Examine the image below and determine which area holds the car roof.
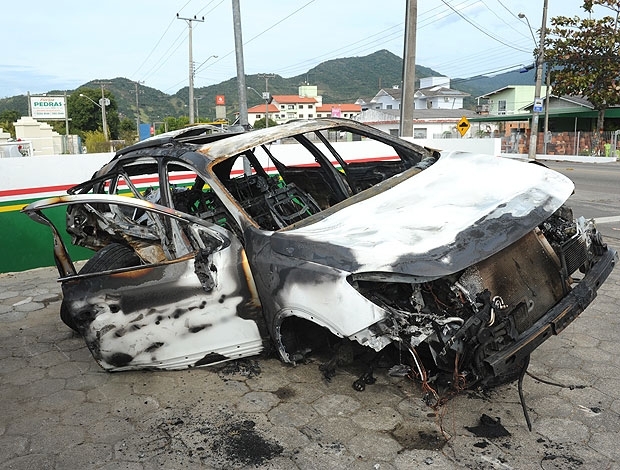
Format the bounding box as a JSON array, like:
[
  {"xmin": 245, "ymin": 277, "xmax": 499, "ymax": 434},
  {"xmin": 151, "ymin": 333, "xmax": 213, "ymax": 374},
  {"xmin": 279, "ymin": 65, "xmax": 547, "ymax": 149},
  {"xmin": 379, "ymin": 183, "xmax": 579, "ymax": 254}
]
[
  {"xmin": 103, "ymin": 118, "xmax": 431, "ymax": 171},
  {"xmin": 112, "ymin": 124, "xmax": 246, "ymax": 159},
  {"xmin": 191, "ymin": 118, "xmax": 428, "ymax": 162}
]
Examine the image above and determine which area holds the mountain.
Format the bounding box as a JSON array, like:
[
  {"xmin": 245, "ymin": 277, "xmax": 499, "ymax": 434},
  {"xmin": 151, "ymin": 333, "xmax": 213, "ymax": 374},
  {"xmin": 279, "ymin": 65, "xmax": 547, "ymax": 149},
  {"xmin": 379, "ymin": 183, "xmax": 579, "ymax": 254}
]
[
  {"xmin": 177, "ymin": 50, "xmax": 437, "ymax": 120},
  {"xmin": 0, "ymin": 50, "xmax": 537, "ymax": 123}
]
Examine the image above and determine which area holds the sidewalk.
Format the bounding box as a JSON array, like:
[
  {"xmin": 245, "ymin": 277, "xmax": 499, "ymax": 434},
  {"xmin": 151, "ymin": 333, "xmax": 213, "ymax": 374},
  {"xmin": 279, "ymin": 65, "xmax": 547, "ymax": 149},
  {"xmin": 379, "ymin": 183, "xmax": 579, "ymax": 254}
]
[{"xmin": 1, "ymin": 242, "xmax": 619, "ymax": 469}]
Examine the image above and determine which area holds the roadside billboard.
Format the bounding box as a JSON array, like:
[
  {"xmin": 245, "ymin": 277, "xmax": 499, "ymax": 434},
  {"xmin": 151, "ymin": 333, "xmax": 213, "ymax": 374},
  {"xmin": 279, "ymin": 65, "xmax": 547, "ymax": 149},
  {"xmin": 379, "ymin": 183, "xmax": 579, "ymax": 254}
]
[{"xmin": 30, "ymin": 96, "xmax": 67, "ymax": 120}]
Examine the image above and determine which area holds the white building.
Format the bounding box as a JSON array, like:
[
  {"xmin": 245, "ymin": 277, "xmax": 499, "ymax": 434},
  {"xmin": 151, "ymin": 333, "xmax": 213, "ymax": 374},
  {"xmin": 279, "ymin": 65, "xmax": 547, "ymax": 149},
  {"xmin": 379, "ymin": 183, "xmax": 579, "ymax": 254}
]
[
  {"xmin": 358, "ymin": 77, "xmax": 469, "ymax": 113},
  {"xmin": 247, "ymin": 85, "xmax": 320, "ymax": 126},
  {"xmin": 414, "ymin": 77, "xmax": 469, "ymax": 110},
  {"xmin": 354, "ymin": 108, "xmax": 479, "ymax": 138}
]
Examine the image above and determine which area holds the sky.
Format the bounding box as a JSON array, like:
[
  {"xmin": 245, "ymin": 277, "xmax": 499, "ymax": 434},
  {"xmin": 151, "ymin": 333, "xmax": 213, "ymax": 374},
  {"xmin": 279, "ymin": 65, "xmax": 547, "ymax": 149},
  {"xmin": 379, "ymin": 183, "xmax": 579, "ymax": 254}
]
[{"xmin": 0, "ymin": 0, "xmax": 600, "ymax": 98}]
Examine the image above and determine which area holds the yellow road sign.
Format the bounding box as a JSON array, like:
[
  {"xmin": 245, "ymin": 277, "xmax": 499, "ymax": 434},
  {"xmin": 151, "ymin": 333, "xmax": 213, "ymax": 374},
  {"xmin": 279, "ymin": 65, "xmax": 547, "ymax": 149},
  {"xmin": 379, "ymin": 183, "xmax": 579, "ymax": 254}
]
[{"xmin": 457, "ymin": 116, "xmax": 470, "ymax": 137}]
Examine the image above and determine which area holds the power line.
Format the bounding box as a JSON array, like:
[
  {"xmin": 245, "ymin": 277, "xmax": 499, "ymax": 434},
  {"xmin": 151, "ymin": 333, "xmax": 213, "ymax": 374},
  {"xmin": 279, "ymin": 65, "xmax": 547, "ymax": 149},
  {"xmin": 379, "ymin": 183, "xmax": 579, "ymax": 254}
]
[
  {"xmin": 242, "ymin": 0, "xmax": 317, "ymax": 47},
  {"xmin": 273, "ymin": 24, "xmax": 404, "ymax": 76},
  {"xmin": 139, "ymin": 29, "xmax": 187, "ymax": 83},
  {"xmin": 479, "ymin": 0, "xmax": 531, "ymax": 41},
  {"xmin": 132, "ymin": 1, "xmax": 219, "ymax": 84},
  {"xmin": 195, "ymin": 0, "xmax": 225, "ymax": 18},
  {"xmin": 438, "ymin": 0, "xmax": 530, "ymax": 53},
  {"xmin": 130, "ymin": 17, "xmax": 177, "ymax": 79},
  {"xmin": 161, "ymin": 0, "xmax": 536, "ymax": 97},
  {"xmin": 194, "ymin": 0, "xmax": 317, "ymax": 76},
  {"xmin": 493, "ymin": 0, "xmax": 523, "ymax": 21}
]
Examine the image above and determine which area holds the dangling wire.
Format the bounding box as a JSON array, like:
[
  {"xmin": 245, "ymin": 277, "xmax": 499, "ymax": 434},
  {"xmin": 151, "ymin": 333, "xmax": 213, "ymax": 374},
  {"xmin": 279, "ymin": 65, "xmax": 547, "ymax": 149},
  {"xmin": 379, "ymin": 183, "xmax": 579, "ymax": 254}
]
[
  {"xmin": 518, "ymin": 355, "xmax": 532, "ymax": 431},
  {"xmin": 407, "ymin": 345, "xmax": 440, "ymax": 405}
]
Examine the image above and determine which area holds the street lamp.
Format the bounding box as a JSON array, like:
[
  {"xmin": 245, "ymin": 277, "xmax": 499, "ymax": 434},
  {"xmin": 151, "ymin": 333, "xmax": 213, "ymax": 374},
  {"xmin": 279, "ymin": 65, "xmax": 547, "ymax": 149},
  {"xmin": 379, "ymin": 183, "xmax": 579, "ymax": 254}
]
[
  {"xmin": 191, "ymin": 55, "xmax": 217, "ymax": 124},
  {"xmin": 519, "ymin": 2, "xmax": 548, "ymax": 160},
  {"xmin": 248, "ymin": 86, "xmax": 271, "ymax": 128},
  {"xmin": 79, "ymin": 93, "xmax": 109, "ymax": 143}
]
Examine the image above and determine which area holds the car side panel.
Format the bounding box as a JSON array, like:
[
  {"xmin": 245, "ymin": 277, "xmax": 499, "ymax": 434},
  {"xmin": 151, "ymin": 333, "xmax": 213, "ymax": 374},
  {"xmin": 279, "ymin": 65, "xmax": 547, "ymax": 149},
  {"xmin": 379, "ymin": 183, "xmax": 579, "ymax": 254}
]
[{"xmin": 62, "ymin": 241, "xmax": 265, "ymax": 371}]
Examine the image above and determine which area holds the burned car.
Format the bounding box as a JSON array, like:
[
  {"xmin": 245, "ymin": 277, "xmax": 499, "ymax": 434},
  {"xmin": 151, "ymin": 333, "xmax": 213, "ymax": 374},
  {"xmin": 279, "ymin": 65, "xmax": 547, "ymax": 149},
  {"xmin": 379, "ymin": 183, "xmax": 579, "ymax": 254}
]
[{"xmin": 23, "ymin": 119, "xmax": 616, "ymax": 398}]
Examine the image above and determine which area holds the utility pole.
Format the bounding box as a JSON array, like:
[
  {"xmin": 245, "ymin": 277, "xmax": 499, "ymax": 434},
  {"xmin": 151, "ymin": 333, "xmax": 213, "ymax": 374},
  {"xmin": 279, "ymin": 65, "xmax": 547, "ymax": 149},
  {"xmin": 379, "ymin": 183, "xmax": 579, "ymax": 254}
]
[
  {"xmin": 527, "ymin": 0, "xmax": 548, "ymax": 160},
  {"xmin": 177, "ymin": 13, "xmax": 204, "ymax": 125},
  {"xmin": 134, "ymin": 80, "xmax": 144, "ymax": 140},
  {"xmin": 232, "ymin": 0, "xmax": 249, "ymax": 129},
  {"xmin": 258, "ymin": 73, "xmax": 275, "ymax": 128},
  {"xmin": 63, "ymin": 90, "xmax": 69, "ymax": 136},
  {"xmin": 99, "ymin": 83, "xmax": 109, "ymax": 143},
  {"xmin": 543, "ymin": 70, "xmax": 551, "ymax": 154},
  {"xmin": 400, "ymin": 0, "xmax": 417, "ymax": 137}
]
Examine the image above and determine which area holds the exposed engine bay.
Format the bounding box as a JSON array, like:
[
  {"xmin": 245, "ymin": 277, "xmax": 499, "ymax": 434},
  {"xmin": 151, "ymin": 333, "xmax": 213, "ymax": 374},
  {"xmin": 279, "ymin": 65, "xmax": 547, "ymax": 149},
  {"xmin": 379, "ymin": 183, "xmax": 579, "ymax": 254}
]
[{"xmin": 282, "ymin": 206, "xmax": 611, "ymax": 403}]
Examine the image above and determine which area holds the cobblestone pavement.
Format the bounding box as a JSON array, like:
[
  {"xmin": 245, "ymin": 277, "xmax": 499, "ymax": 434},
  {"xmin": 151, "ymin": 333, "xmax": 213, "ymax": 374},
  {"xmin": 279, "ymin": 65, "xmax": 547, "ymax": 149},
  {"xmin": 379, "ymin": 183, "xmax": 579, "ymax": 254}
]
[{"xmin": 1, "ymin": 241, "xmax": 619, "ymax": 470}]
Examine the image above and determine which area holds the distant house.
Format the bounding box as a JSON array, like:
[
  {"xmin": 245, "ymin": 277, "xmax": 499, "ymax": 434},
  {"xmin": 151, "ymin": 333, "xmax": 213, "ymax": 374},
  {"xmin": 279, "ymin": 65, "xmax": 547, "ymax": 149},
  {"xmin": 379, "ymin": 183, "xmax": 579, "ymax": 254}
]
[
  {"xmin": 247, "ymin": 84, "xmax": 321, "ymax": 127},
  {"xmin": 360, "ymin": 77, "xmax": 469, "ymax": 112},
  {"xmin": 354, "ymin": 77, "xmax": 473, "ymax": 136},
  {"xmin": 316, "ymin": 103, "xmax": 361, "ymax": 119},
  {"xmin": 248, "ymin": 84, "xmax": 362, "ymax": 125},
  {"xmin": 413, "ymin": 77, "xmax": 469, "ymax": 110},
  {"xmin": 354, "ymin": 108, "xmax": 478, "ymax": 138},
  {"xmin": 363, "ymin": 87, "xmax": 402, "ymax": 110},
  {"xmin": 469, "ymin": 91, "xmax": 620, "ymax": 154},
  {"xmin": 247, "ymin": 103, "xmax": 280, "ymax": 126},
  {"xmin": 476, "ymin": 85, "xmax": 549, "ymax": 116},
  {"xmin": 247, "ymin": 78, "xmax": 469, "ymax": 135}
]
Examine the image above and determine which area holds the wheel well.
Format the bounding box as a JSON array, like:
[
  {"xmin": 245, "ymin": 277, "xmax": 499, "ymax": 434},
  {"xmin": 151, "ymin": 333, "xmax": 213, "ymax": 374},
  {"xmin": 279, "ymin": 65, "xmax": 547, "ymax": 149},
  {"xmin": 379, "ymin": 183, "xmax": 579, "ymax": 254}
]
[{"xmin": 278, "ymin": 316, "xmax": 342, "ymax": 363}]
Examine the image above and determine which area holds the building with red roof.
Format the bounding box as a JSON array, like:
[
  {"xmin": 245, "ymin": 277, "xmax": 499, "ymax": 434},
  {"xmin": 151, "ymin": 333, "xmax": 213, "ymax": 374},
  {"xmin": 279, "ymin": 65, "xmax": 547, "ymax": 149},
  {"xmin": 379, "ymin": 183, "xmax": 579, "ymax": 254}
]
[{"xmin": 316, "ymin": 103, "xmax": 361, "ymax": 119}]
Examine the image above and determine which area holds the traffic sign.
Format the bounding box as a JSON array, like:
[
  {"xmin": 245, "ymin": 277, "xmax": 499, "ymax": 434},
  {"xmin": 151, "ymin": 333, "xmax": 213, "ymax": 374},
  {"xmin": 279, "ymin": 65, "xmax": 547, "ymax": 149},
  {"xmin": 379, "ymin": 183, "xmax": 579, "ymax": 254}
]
[
  {"xmin": 533, "ymin": 98, "xmax": 543, "ymax": 113},
  {"xmin": 457, "ymin": 116, "xmax": 470, "ymax": 137}
]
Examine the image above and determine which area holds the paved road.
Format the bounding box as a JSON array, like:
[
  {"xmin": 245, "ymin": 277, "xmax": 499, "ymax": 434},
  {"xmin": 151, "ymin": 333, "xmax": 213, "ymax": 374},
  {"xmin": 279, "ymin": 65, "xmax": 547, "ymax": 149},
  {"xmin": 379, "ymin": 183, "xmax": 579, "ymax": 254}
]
[
  {"xmin": 544, "ymin": 161, "xmax": 620, "ymax": 243},
  {"xmin": 1, "ymin": 257, "xmax": 619, "ymax": 467}
]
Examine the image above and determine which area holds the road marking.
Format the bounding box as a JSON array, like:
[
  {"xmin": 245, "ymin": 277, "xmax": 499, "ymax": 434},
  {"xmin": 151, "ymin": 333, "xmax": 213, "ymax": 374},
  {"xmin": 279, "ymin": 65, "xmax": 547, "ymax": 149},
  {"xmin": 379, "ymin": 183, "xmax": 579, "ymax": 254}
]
[{"xmin": 594, "ymin": 216, "xmax": 620, "ymax": 224}]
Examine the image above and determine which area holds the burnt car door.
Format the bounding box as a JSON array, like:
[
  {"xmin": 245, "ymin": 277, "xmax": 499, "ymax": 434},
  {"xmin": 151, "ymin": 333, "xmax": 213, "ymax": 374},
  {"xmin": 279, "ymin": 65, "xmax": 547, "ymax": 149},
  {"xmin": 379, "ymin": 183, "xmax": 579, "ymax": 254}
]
[{"xmin": 23, "ymin": 190, "xmax": 266, "ymax": 371}]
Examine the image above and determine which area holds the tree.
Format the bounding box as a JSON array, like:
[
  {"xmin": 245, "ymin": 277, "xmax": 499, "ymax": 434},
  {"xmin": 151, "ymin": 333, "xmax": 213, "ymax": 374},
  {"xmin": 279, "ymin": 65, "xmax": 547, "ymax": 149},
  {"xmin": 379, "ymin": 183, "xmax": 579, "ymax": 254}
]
[
  {"xmin": 252, "ymin": 117, "xmax": 278, "ymax": 129},
  {"xmin": 545, "ymin": 0, "xmax": 620, "ymax": 151},
  {"xmin": 156, "ymin": 116, "xmax": 190, "ymax": 134},
  {"xmin": 82, "ymin": 130, "xmax": 108, "ymax": 153},
  {"xmin": 118, "ymin": 117, "xmax": 138, "ymax": 146},
  {"xmin": 0, "ymin": 110, "xmax": 19, "ymax": 137},
  {"xmin": 68, "ymin": 88, "xmax": 121, "ymax": 139}
]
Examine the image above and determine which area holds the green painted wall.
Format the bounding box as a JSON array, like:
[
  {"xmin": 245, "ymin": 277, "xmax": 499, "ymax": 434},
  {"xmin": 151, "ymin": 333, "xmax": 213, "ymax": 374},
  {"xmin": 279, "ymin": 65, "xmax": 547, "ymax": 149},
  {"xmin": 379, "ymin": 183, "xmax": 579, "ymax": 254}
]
[{"xmin": 1, "ymin": 202, "xmax": 93, "ymax": 273}]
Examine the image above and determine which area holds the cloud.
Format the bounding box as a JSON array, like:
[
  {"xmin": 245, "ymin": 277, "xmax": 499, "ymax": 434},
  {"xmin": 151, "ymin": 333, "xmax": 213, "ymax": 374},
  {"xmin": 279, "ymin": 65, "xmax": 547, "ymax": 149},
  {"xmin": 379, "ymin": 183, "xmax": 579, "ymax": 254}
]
[{"xmin": 0, "ymin": 65, "xmax": 82, "ymax": 97}]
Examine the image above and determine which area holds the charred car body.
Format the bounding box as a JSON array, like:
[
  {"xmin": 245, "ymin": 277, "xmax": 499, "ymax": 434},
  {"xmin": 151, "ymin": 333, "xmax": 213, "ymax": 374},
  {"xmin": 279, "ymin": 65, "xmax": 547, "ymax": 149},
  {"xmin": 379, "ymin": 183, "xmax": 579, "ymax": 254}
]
[{"xmin": 24, "ymin": 119, "xmax": 617, "ymax": 396}]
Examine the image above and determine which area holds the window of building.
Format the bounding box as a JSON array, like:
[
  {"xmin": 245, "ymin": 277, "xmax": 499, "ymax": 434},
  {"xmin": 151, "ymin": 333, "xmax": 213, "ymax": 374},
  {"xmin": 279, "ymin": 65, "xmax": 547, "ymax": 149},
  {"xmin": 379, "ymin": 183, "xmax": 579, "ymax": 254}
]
[
  {"xmin": 299, "ymin": 105, "xmax": 304, "ymax": 109},
  {"xmin": 308, "ymin": 104, "xmax": 313, "ymax": 109},
  {"xmin": 389, "ymin": 129, "xmax": 399, "ymax": 136},
  {"xmin": 287, "ymin": 104, "xmax": 295, "ymax": 110},
  {"xmin": 498, "ymin": 100, "xmax": 507, "ymax": 115},
  {"xmin": 317, "ymin": 113, "xmax": 322, "ymax": 118},
  {"xmin": 255, "ymin": 115, "xmax": 261, "ymax": 119},
  {"xmin": 298, "ymin": 114, "xmax": 304, "ymax": 119},
  {"xmin": 280, "ymin": 105, "xmax": 285, "ymax": 109},
  {"xmin": 308, "ymin": 114, "xmax": 313, "ymax": 118},
  {"xmin": 413, "ymin": 128, "xmax": 427, "ymax": 139},
  {"xmin": 386, "ymin": 105, "xmax": 392, "ymax": 109}
]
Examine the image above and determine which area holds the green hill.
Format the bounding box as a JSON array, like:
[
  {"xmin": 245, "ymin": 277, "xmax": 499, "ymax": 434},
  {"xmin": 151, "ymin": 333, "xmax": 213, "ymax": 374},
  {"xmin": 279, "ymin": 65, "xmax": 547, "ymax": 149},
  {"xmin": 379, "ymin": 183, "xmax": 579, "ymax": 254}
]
[{"xmin": 0, "ymin": 49, "xmax": 536, "ymax": 123}]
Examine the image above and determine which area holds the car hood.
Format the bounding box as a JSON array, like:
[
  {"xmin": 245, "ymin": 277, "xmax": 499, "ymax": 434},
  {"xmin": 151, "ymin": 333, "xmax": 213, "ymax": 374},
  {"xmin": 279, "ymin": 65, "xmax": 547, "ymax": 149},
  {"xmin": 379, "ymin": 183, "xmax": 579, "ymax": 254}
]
[{"xmin": 270, "ymin": 151, "xmax": 575, "ymax": 280}]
